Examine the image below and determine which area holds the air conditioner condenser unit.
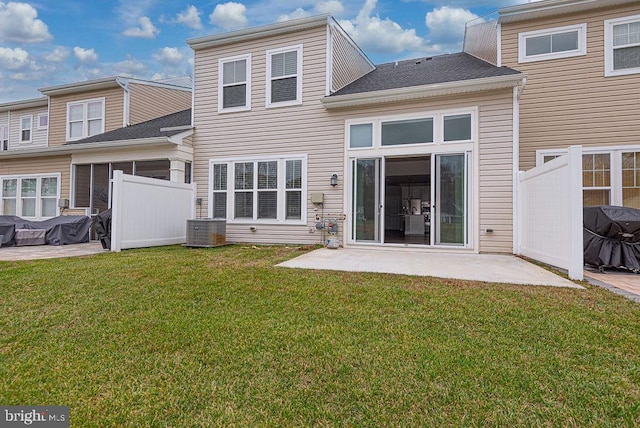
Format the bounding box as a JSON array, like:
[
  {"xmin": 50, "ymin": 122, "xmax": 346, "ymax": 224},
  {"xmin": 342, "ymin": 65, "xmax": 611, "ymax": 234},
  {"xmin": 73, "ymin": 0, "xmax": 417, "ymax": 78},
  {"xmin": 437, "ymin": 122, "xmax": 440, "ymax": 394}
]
[{"xmin": 185, "ymin": 219, "xmax": 226, "ymax": 247}]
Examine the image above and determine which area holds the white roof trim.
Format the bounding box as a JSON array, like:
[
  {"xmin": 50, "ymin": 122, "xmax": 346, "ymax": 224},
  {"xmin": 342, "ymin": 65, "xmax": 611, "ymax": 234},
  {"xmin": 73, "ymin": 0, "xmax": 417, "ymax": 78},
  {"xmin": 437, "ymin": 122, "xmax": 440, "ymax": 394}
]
[
  {"xmin": 0, "ymin": 97, "xmax": 48, "ymax": 112},
  {"xmin": 188, "ymin": 14, "xmax": 329, "ymax": 50},
  {"xmin": 39, "ymin": 76, "xmax": 192, "ymax": 96},
  {"xmin": 321, "ymin": 74, "xmax": 526, "ymax": 109},
  {"xmin": 499, "ymin": 0, "xmax": 637, "ymax": 23},
  {"xmin": 0, "ymin": 137, "xmax": 178, "ymax": 159}
]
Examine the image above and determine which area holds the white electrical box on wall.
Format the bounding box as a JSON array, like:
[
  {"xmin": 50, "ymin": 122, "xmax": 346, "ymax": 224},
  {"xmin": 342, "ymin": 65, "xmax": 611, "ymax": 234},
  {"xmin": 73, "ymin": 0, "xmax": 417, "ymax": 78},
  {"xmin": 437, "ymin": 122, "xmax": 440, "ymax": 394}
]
[{"xmin": 311, "ymin": 193, "xmax": 324, "ymax": 204}]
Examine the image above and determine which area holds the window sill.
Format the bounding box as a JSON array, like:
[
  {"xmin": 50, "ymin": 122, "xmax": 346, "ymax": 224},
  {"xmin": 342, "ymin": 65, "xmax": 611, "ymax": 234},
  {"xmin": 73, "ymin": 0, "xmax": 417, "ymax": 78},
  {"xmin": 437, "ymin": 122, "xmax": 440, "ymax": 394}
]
[
  {"xmin": 218, "ymin": 106, "xmax": 251, "ymax": 114},
  {"xmin": 226, "ymin": 219, "xmax": 307, "ymax": 226},
  {"xmin": 266, "ymin": 100, "xmax": 302, "ymax": 109},
  {"xmin": 518, "ymin": 50, "xmax": 586, "ymax": 64},
  {"xmin": 605, "ymin": 67, "xmax": 640, "ymax": 77}
]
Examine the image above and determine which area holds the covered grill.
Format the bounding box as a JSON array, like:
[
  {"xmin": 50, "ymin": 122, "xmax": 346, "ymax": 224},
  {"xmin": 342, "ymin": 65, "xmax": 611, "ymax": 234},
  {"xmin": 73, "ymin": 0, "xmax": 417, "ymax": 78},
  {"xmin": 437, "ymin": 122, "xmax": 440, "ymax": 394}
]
[{"xmin": 583, "ymin": 206, "xmax": 640, "ymax": 272}]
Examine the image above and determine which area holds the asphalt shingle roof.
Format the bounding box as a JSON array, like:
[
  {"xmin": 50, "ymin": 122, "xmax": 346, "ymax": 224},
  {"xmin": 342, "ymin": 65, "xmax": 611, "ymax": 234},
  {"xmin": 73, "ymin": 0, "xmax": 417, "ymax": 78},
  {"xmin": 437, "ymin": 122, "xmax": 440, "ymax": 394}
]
[
  {"xmin": 66, "ymin": 109, "xmax": 191, "ymax": 144},
  {"xmin": 331, "ymin": 53, "xmax": 521, "ymax": 97}
]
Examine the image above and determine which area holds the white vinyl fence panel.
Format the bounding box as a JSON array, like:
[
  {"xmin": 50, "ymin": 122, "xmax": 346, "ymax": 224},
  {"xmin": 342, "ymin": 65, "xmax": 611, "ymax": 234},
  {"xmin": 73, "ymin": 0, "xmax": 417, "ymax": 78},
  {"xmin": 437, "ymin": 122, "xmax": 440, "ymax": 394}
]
[
  {"xmin": 517, "ymin": 146, "xmax": 583, "ymax": 280},
  {"xmin": 111, "ymin": 171, "xmax": 195, "ymax": 252}
]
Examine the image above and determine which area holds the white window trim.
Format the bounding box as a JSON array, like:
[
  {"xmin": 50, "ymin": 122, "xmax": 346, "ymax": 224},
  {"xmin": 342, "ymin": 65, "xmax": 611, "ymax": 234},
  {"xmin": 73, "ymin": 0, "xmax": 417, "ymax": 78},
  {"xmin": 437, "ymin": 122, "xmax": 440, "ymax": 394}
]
[
  {"xmin": 347, "ymin": 121, "xmax": 375, "ymax": 150},
  {"xmin": 266, "ymin": 44, "xmax": 303, "ymax": 108},
  {"xmin": 518, "ymin": 23, "xmax": 587, "ymax": 63},
  {"xmin": 604, "ymin": 14, "xmax": 640, "ymax": 77},
  {"xmin": 346, "ymin": 108, "xmax": 477, "ymax": 152},
  {"xmin": 208, "ymin": 154, "xmax": 308, "ymax": 225},
  {"xmin": 0, "ymin": 173, "xmax": 61, "ymax": 219},
  {"xmin": 0, "ymin": 125, "xmax": 8, "ymax": 151},
  {"xmin": 20, "ymin": 115, "xmax": 32, "ymax": 144},
  {"xmin": 218, "ymin": 54, "xmax": 252, "ymax": 113},
  {"xmin": 37, "ymin": 113, "xmax": 48, "ymax": 130},
  {"xmin": 66, "ymin": 97, "xmax": 105, "ymax": 142}
]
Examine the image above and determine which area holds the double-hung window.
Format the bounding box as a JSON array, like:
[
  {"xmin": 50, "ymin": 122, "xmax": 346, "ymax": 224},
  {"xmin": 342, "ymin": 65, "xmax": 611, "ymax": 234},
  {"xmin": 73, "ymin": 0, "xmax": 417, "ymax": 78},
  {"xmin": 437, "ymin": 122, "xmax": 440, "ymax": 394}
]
[
  {"xmin": 210, "ymin": 156, "xmax": 306, "ymax": 223},
  {"xmin": 20, "ymin": 115, "xmax": 32, "ymax": 143},
  {"xmin": 67, "ymin": 98, "xmax": 105, "ymax": 141},
  {"xmin": 219, "ymin": 54, "xmax": 251, "ymax": 112},
  {"xmin": 605, "ymin": 14, "xmax": 640, "ymax": 76},
  {"xmin": 0, "ymin": 175, "xmax": 59, "ymax": 218},
  {"xmin": 518, "ymin": 24, "xmax": 586, "ymax": 63},
  {"xmin": 266, "ymin": 45, "xmax": 302, "ymax": 107},
  {"xmin": 0, "ymin": 125, "xmax": 8, "ymax": 151}
]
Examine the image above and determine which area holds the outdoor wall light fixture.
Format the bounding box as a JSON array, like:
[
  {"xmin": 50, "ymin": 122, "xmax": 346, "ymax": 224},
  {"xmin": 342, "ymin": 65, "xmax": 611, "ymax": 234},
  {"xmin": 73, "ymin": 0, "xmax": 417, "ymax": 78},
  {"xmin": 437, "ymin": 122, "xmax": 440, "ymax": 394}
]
[{"xmin": 330, "ymin": 173, "xmax": 338, "ymax": 187}]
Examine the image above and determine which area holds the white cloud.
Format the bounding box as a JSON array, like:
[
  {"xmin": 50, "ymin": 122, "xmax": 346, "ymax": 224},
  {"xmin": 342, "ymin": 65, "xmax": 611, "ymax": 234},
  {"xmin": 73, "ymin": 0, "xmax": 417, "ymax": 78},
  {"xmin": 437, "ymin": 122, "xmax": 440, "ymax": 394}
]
[
  {"xmin": 425, "ymin": 6, "xmax": 480, "ymax": 45},
  {"xmin": 0, "ymin": 46, "xmax": 31, "ymax": 71},
  {"xmin": 111, "ymin": 57, "xmax": 147, "ymax": 76},
  {"xmin": 176, "ymin": 5, "xmax": 202, "ymax": 29},
  {"xmin": 209, "ymin": 2, "xmax": 248, "ymax": 31},
  {"xmin": 153, "ymin": 47, "xmax": 184, "ymax": 66},
  {"xmin": 116, "ymin": 0, "xmax": 156, "ymax": 26},
  {"xmin": 277, "ymin": 8, "xmax": 310, "ymax": 23},
  {"xmin": 316, "ymin": 0, "xmax": 344, "ymax": 16},
  {"xmin": 73, "ymin": 47, "xmax": 98, "ymax": 64},
  {"xmin": 338, "ymin": 0, "xmax": 425, "ymax": 55},
  {"xmin": 123, "ymin": 16, "xmax": 160, "ymax": 39},
  {"xmin": 44, "ymin": 46, "xmax": 70, "ymax": 63},
  {"xmin": 0, "ymin": 1, "xmax": 51, "ymax": 43}
]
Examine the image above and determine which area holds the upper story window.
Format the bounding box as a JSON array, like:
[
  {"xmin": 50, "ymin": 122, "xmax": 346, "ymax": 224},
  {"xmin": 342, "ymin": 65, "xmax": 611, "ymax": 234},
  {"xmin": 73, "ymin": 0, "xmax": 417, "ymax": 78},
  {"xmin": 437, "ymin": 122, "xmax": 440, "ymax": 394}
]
[
  {"xmin": 518, "ymin": 23, "xmax": 586, "ymax": 63},
  {"xmin": 266, "ymin": 45, "xmax": 302, "ymax": 108},
  {"xmin": 1, "ymin": 125, "xmax": 8, "ymax": 151},
  {"xmin": 218, "ymin": 54, "xmax": 251, "ymax": 113},
  {"xmin": 37, "ymin": 113, "xmax": 48, "ymax": 130},
  {"xmin": 605, "ymin": 14, "xmax": 640, "ymax": 76},
  {"xmin": 67, "ymin": 98, "xmax": 105, "ymax": 141},
  {"xmin": 20, "ymin": 115, "xmax": 32, "ymax": 143}
]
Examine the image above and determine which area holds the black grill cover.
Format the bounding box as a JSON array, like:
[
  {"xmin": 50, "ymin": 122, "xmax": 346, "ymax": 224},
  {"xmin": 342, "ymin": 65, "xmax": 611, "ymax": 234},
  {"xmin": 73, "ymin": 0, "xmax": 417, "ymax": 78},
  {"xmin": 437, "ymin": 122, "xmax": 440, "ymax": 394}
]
[
  {"xmin": 583, "ymin": 206, "xmax": 640, "ymax": 272},
  {"xmin": 93, "ymin": 209, "xmax": 112, "ymax": 250}
]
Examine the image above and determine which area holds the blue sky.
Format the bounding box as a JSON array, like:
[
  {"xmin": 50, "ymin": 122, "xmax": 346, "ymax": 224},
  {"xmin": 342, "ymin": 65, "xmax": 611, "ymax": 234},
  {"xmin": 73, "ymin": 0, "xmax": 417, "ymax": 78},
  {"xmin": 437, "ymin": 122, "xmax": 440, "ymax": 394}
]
[{"xmin": 0, "ymin": 0, "xmax": 528, "ymax": 102}]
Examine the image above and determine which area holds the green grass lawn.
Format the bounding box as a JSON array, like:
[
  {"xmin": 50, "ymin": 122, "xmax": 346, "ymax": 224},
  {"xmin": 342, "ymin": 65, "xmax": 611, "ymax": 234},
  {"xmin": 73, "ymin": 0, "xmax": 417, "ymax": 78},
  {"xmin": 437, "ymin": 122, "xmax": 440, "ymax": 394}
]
[{"xmin": 1, "ymin": 245, "xmax": 639, "ymax": 427}]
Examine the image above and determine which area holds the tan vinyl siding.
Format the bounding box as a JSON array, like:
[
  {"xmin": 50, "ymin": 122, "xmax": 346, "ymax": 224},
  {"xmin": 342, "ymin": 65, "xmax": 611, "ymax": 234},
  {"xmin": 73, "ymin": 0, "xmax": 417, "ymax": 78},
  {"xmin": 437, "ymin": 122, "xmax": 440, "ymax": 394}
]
[
  {"xmin": 194, "ymin": 24, "xmax": 515, "ymax": 252},
  {"xmin": 330, "ymin": 25, "xmax": 374, "ymax": 92},
  {"xmin": 193, "ymin": 25, "xmax": 342, "ymax": 245},
  {"xmin": 48, "ymin": 87, "xmax": 124, "ymax": 147},
  {"xmin": 128, "ymin": 83, "xmax": 192, "ymax": 125},
  {"xmin": 8, "ymin": 106, "xmax": 48, "ymax": 150},
  {"xmin": 501, "ymin": 3, "xmax": 640, "ymax": 170},
  {"xmin": 0, "ymin": 155, "xmax": 72, "ymax": 201},
  {"xmin": 336, "ymin": 90, "xmax": 515, "ymax": 254}
]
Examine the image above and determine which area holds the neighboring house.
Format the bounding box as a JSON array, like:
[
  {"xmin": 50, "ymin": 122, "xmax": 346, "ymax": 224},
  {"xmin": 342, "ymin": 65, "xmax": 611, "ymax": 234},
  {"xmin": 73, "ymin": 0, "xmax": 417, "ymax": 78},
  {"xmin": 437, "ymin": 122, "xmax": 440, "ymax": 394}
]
[
  {"xmin": 188, "ymin": 15, "xmax": 525, "ymax": 253},
  {"xmin": 465, "ymin": 0, "xmax": 640, "ymax": 209},
  {"xmin": 0, "ymin": 76, "xmax": 193, "ymax": 220}
]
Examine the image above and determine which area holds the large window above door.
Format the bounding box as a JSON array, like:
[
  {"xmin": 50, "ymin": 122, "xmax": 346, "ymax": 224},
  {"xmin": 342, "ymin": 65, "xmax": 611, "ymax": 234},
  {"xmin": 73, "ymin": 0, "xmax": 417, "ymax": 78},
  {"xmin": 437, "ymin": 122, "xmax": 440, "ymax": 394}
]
[{"xmin": 348, "ymin": 110, "xmax": 475, "ymax": 150}]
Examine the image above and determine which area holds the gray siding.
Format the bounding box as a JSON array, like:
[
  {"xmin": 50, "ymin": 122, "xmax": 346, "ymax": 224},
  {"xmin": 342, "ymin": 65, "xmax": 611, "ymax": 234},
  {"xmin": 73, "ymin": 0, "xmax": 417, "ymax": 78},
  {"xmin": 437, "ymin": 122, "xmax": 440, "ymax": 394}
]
[
  {"xmin": 464, "ymin": 20, "xmax": 498, "ymax": 65},
  {"xmin": 128, "ymin": 83, "xmax": 192, "ymax": 125},
  {"xmin": 330, "ymin": 24, "xmax": 374, "ymax": 92},
  {"xmin": 8, "ymin": 105, "xmax": 48, "ymax": 150}
]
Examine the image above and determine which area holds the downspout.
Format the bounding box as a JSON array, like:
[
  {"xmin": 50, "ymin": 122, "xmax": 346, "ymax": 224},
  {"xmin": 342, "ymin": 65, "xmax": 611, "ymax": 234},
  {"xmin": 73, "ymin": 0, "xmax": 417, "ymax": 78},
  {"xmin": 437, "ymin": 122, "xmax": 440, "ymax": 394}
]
[
  {"xmin": 512, "ymin": 77, "xmax": 527, "ymax": 254},
  {"xmin": 116, "ymin": 77, "xmax": 130, "ymax": 127}
]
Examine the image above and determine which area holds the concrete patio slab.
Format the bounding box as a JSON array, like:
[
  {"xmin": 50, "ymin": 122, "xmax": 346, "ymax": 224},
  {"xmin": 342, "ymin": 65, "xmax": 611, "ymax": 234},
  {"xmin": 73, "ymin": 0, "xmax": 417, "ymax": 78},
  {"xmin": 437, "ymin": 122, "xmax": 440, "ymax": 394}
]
[
  {"xmin": 278, "ymin": 248, "xmax": 583, "ymax": 289},
  {"xmin": 0, "ymin": 242, "xmax": 107, "ymax": 261}
]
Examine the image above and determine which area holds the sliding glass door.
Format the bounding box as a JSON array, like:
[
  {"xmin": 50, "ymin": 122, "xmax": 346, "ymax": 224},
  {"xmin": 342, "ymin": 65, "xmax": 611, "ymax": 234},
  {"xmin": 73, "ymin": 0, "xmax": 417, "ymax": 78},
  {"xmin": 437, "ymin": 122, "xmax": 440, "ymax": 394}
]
[
  {"xmin": 352, "ymin": 158, "xmax": 381, "ymax": 243},
  {"xmin": 435, "ymin": 153, "xmax": 468, "ymax": 246}
]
